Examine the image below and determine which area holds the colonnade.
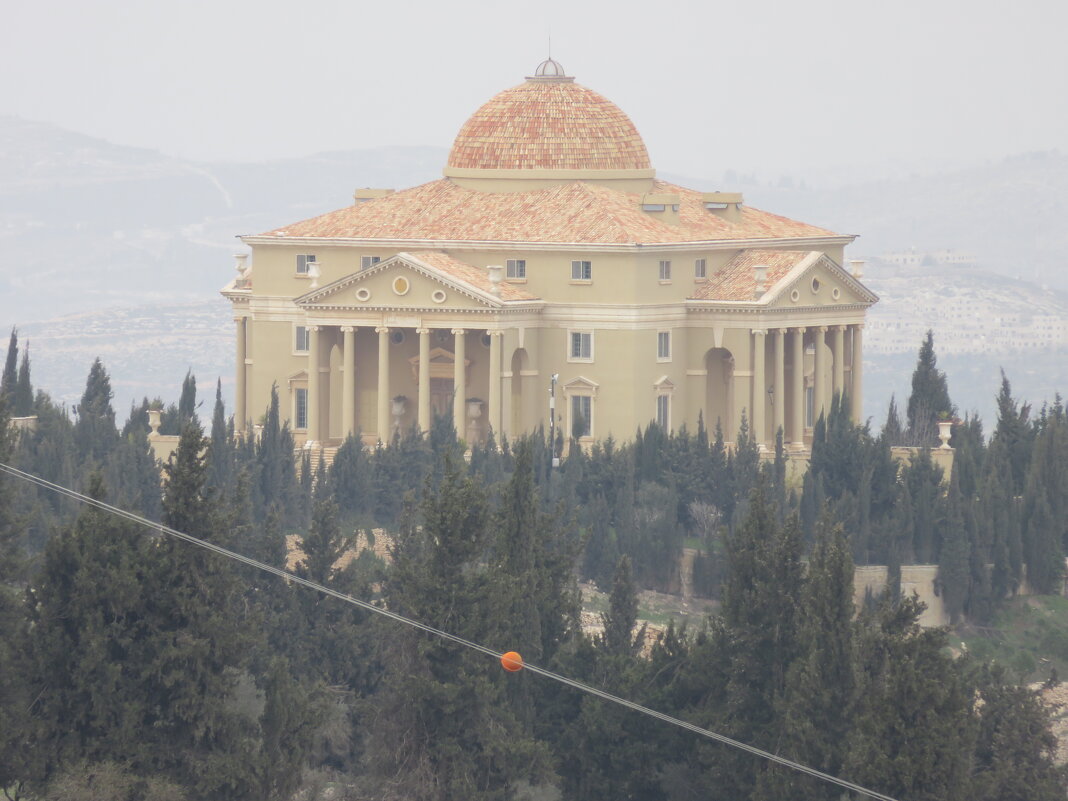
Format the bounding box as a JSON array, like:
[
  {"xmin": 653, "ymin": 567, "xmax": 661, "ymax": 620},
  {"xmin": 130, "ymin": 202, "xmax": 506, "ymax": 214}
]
[
  {"xmin": 748, "ymin": 323, "xmax": 863, "ymax": 450},
  {"xmin": 286, "ymin": 324, "xmax": 504, "ymax": 445}
]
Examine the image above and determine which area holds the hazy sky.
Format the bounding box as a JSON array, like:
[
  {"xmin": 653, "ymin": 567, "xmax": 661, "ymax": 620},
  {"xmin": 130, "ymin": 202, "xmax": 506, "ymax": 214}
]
[{"xmin": 2, "ymin": 0, "xmax": 1066, "ymax": 180}]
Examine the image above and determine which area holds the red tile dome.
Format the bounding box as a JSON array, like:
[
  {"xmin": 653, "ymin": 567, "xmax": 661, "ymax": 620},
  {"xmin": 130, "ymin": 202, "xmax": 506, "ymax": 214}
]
[{"xmin": 447, "ymin": 67, "xmax": 651, "ymax": 172}]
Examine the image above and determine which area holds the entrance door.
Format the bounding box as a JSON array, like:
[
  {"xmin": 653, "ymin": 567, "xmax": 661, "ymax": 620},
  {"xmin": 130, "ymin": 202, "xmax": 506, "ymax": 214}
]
[{"xmin": 430, "ymin": 378, "xmax": 453, "ymax": 420}]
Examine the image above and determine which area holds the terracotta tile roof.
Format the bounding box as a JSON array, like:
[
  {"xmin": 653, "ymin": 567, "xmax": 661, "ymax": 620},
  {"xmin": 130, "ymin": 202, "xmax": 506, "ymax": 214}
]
[
  {"xmin": 403, "ymin": 251, "xmax": 539, "ymax": 302},
  {"xmin": 689, "ymin": 249, "xmax": 816, "ymax": 301},
  {"xmin": 267, "ymin": 179, "xmax": 838, "ymax": 245},
  {"xmin": 447, "ymin": 79, "xmax": 651, "ymax": 171}
]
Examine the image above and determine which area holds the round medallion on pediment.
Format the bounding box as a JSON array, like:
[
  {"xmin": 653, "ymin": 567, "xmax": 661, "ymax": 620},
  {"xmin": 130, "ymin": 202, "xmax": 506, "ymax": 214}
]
[
  {"xmin": 355, "ymin": 288, "xmax": 371, "ymax": 302},
  {"xmin": 393, "ymin": 276, "xmax": 410, "ymax": 296},
  {"xmin": 431, "ymin": 289, "xmax": 447, "ymax": 304}
]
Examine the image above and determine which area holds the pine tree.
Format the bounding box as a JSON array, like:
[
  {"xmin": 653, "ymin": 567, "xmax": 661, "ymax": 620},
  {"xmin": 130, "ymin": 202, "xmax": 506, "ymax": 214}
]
[
  {"xmin": 991, "ymin": 372, "xmax": 1032, "ymax": 494},
  {"xmin": 845, "ymin": 597, "xmax": 976, "ymax": 801},
  {"xmin": 972, "ymin": 664, "xmax": 1068, "ymax": 801},
  {"xmin": 756, "ymin": 511, "xmax": 855, "ymax": 800},
  {"xmin": 905, "ymin": 330, "xmax": 954, "ymax": 445},
  {"xmin": 362, "ymin": 456, "xmax": 551, "ymax": 800}
]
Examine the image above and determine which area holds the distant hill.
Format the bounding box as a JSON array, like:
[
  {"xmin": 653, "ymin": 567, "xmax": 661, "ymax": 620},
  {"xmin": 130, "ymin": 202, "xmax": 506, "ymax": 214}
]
[{"xmin": 3, "ymin": 115, "xmax": 1067, "ymax": 425}]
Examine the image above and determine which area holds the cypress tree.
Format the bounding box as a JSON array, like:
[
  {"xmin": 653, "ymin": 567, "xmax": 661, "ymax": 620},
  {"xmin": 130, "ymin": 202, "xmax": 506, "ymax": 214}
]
[
  {"xmin": 0, "ymin": 328, "xmax": 16, "ymax": 402},
  {"xmin": 13, "ymin": 346, "xmax": 32, "ymax": 416},
  {"xmin": 905, "ymin": 330, "xmax": 954, "ymax": 445},
  {"xmin": 73, "ymin": 359, "xmax": 120, "ymax": 464},
  {"xmin": 940, "ymin": 467, "xmax": 971, "ymax": 622},
  {"xmin": 883, "ymin": 393, "xmax": 904, "ymax": 445}
]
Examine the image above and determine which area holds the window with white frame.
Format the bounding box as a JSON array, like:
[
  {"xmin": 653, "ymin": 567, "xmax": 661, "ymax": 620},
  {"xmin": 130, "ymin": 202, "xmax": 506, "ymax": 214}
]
[
  {"xmin": 295, "ymin": 388, "xmax": 308, "ymax": 430},
  {"xmin": 361, "ymin": 255, "xmax": 381, "ymax": 270},
  {"xmin": 657, "ymin": 331, "xmax": 671, "ymax": 361},
  {"xmin": 571, "ymin": 260, "xmax": 592, "ymax": 281},
  {"xmin": 294, "ymin": 325, "xmax": 310, "ymax": 353},
  {"xmin": 659, "ymin": 260, "xmax": 672, "ymax": 281},
  {"xmin": 695, "ymin": 258, "xmax": 707, "ymax": 278},
  {"xmin": 506, "ymin": 259, "xmax": 526, "ymax": 279},
  {"xmin": 656, "ymin": 394, "xmax": 670, "ymax": 429},
  {"xmin": 296, "ymin": 254, "xmax": 316, "ymax": 275},
  {"xmin": 571, "ymin": 395, "xmax": 592, "ymax": 438},
  {"xmin": 569, "ymin": 331, "xmax": 593, "ymax": 361}
]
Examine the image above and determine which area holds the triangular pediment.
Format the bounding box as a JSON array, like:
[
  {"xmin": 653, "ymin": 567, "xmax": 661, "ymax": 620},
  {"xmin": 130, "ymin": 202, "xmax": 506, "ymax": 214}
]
[
  {"xmin": 563, "ymin": 376, "xmax": 599, "ymax": 393},
  {"xmin": 295, "ymin": 252, "xmax": 538, "ymax": 311},
  {"xmin": 763, "ymin": 254, "xmax": 879, "ymax": 309}
]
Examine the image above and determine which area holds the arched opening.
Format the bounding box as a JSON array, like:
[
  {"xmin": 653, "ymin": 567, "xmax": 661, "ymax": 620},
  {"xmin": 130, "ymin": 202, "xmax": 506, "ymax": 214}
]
[{"xmin": 704, "ymin": 347, "xmax": 734, "ymax": 436}]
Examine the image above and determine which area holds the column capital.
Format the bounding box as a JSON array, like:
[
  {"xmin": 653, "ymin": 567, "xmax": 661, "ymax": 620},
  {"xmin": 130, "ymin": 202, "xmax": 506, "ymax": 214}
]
[
  {"xmin": 309, "ymin": 325, "xmax": 321, "ymax": 332},
  {"xmin": 233, "ymin": 316, "xmax": 248, "ymax": 324},
  {"xmin": 774, "ymin": 327, "xmax": 788, "ymax": 335},
  {"xmin": 853, "ymin": 322, "xmax": 866, "ymax": 331},
  {"xmin": 814, "ymin": 325, "xmax": 828, "ymax": 334},
  {"xmin": 793, "ymin": 326, "xmax": 807, "ymax": 334},
  {"xmin": 751, "ymin": 328, "xmax": 767, "ymax": 337},
  {"xmin": 833, "ymin": 324, "xmax": 848, "ymax": 332},
  {"xmin": 451, "ymin": 328, "xmax": 466, "ymax": 336},
  {"xmin": 416, "ymin": 327, "xmax": 431, "ymax": 335},
  {"xmin": 487, "ymin": 329, "xmax": 505, "ymax": 338},
  {"xmin": 375, "ymin": 326, "xmax": 390, "ymax": 334},
  {"xmin": 340, "ymin": 325, "xmax": 355, "ymax": 333}
]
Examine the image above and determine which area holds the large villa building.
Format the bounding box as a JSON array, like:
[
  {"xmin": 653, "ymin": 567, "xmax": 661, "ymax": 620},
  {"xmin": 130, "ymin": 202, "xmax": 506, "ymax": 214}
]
[{"xmin": 222, "ymin": 59, "xmax": 876, "ymax": 454}]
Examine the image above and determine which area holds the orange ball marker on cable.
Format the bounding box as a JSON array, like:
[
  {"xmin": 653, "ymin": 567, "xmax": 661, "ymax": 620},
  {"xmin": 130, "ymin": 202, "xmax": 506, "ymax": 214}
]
[{"xmin": 500, "ymin": 651, "xmax": 524, "ymax": 672}]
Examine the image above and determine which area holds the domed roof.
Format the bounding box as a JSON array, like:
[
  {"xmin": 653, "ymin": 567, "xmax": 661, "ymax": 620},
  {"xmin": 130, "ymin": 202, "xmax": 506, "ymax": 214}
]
[{"xmin": 446, "ymin": 66, "xmax": 651, "ymax": 172}]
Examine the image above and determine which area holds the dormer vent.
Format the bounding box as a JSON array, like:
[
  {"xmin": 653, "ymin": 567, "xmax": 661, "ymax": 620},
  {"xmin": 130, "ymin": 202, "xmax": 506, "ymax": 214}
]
[
  {"xmin": 850, "ymin": 259, "xmax": 866, "ymax": 279},
  {"xmin": 702, "ymin": 191, "xmax": 744, "ymax": 223},
  {"xmin": 640, "ymin": 193, "xmax": 681, "ymax": 224},
  {"xmin": 354, "ymin": 188, "xmax": 395, "ymax": 204}
]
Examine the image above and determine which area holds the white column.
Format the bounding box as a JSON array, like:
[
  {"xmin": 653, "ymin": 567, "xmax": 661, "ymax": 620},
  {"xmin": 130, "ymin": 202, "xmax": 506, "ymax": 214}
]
[
  {"xmin": 832, "ymin": 324, "xmax": 846, "ymax": 404},
  {"xmin": 376, "ymin": 327, "xmax": 390, "ymax": 443},
  {"xmin": 234, "ymin": 317, "xmax": 247, "ymax": 434},
  {"xmin": 418, "ymin": 328, "xmax": 431, "ymax": 434},
  {"xmin": 452, "ymin": 328, "xmax": 466, "ymax": 436},
  {"xmin": 341, "ymin": 326, "xmax": 356, "ymax": 439},
  {"xmin": 851, "ymin": 324, "xmax": 864, "ymax": 423},
  {"xmin": 307, "ymin": 325, "xmax": 322, "ymax": 443},
  {"xmin": 791, "ymin": 327, "xmax": 806, "ymax": 449},
  {"xmin": 813, "ymin": 325, "xmax": 827, "ymax": 423},
  {"xmin": 773, "ymin": 328, "xmax": 785, "ymax": 444},
  {"xmin": 488, "ymin": 330, "xmax": 503, "ymax": 439},
  {"xmin": 751, "ymin": 329, "xmax": 766, "ymax": 450}
]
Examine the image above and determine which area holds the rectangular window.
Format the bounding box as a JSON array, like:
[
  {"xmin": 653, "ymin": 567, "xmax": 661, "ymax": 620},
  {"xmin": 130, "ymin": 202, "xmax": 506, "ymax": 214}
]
[
  {"xmin": 361, "ymin": 255, "xmax": 381, "ymax": 270},
  {"xmin": 570, "ymin": 332, "xmax": 592, "ymax": 360},
  {"xmin": 294, "ymin": 325, "xmax": 310, "ymax": 353},
  {"xmin": 571, "ymin": 395, "xmax": 592, "ymax": 438},
  {"xmin": 296, "ymin": 254, "xmax": 316, "ymax": 275},
  {"xmin": 295, "ymin": 388, "xmax": 308, "ymax": 430},
  {"xmin": 506, "ymin": 259, "xmax": 526, "ymax": 279},
  {"xmin": 571, "ymin": 260, "xmax": 592, "ymax": 281},
  {"xmin": 659, "ymin": 260, "xmax": 672, "ymax": 281},
  {"xmin": 657, "ymin": 331, "xmax": 671, "ymax": 360},
  {"xmin": 656, "ymin": 394, "xmax": 670, "ymax": 429},
  {"xmin": 695, "ymin": 258, "xmax": 707, "ymax": 278}
]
